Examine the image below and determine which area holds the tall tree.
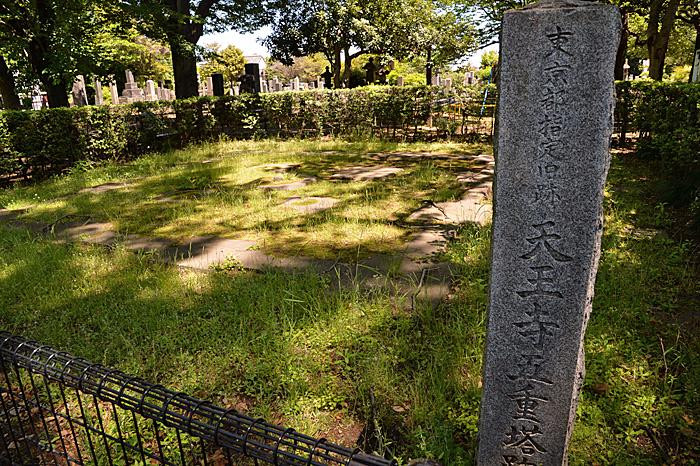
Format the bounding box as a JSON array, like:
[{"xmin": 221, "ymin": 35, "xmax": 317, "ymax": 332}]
[
  {"xmin": 0, "ymin": 56, "xmax": 21, "ymax": 109},
  {"xmin": 645, "ymin": 0, "xmax": 682, "ymax": 80},
  {"xmin": 198, "ymin": 43, "xmax": 245, "ymax": 89},
  {"xmin": 678, "ymin": 0, "xmax": 700, "ymax": 81},
  {"xmin": 0, "ymin": 1, "xmax": 126, "ymax": 107},
  {"xmin": 129, "ymin": 0, "xmax": 274, "ymax": 99},
  {"xmin": 264, "ymin": 0, "xmax": 474, "ymax": 88}
]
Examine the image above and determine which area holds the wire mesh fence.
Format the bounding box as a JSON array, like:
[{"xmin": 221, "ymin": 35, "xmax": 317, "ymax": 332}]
[{"xmin": 0, "ymin": 332, "xmax": 396, "ymax": 466}]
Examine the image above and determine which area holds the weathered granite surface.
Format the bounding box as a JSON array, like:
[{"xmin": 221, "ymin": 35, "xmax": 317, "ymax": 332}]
[{"xmin": 477, "ymin": 1, "xmax": 621, "ymax": 465}]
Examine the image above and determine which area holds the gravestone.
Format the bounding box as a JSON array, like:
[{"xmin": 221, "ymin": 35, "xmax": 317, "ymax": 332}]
[
  {"xmin": 443, "ymin": 77, "xmax": 452, "ymax": 89},
  {"xmin": 396, "ymin": 76, "xmax": 404, "ymax": 86},
  {"xmin": 477, "ymin": 1, "xmax": 620, "ymax": 465},
  {"xmin": 94, "ymin": 79, "xmax": 103, "ymax": 105},
  {"xmin": 206, "ymin": 76, "xmax": 214, "ymax": 96},
  {"xmin": 292, "ymin": 77, "xmax": 300, "ymax": 91},
  {"xmin": 464, "ymin": 71, "xmax": 475, "ymax": 85},
  {"xmin": 109, "ymin": 83, "xmax": 119, "ymax": 105},
  {"xmin": 121, "ymin": 70, "xmax": 142, "ymax": 103},
  {"xmin": 145, "ymin": 80, "xmax": 157, "ymax": 101},
  {"xmin": 244, "ymin": 63, "xmax": 261, "ymax": 93},
  {"xmin": 72, "ymin": 75, "xmax": 88, "ymax": 106},
  {"xmin": 211, "ymin": 73, "xmax": 225, "ymax": 96}
]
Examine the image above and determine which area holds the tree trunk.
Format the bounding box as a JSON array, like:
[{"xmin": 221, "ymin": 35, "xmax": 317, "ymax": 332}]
[
  {"xmin": 647, "ymin": 0, "xmax": 681, "ymax": 81},
  {"xmin": 333, "ymin": 47, "xmax": 342, "ymax": 88},
  {"xmin": 43, "ymin": 78, "xmax": 69, "ymax": 108},
  {"xmin": 0, "ymin": 56, "xmax": 21, "ymax": 109},
  {"xmin": 27, "ymin": 0, "xmax": 70, "ymax": 107},
  {"xmin": 342, "ymin": 47, "xmax": 352, "ymax": 88},
  {"xmin": 171, "ymin": 43, "xmax": 199, "ymax": 99},
  {"xmin": 614, "ymin": 11, "xmax": 629, "ymax": 80},
  {"xmin": 167, "ymin": 0, "xmax": 203, "ymax": 99}
]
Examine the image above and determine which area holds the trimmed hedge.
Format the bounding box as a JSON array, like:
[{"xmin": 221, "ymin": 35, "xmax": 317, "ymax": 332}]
[
  {"xmin": 0, "ymin": 85, "xmax": 493, "ymax": 182},
  {"xmin": 1, "ymin": 82, "xmax": 697, "ymax": 184},
  {"xmin": 615, "ymin": 81, "xmax": 700, "ymax": 164}
]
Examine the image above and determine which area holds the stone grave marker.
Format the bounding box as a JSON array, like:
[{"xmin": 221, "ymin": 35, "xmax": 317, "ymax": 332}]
[
  {"xmin": 477, "ymin": 1, "xmax": 621, "ymax": 465},
  {"xmin": 121, "ymin": 70, "xmax": 142, "ymax": 103},
  {"xmin": 145, "ymin": 80, "xmax": 157, "ymax": 101},
  {"xmin": 72, "ymin": 75, "xmax": 88, "ymax": 106},
  {"xmin": 109, "ymin": 83, "xmax": 119, "ymax": 105},
  {"xmin": 244, "ymin": 63, "xmax": 261, "ymax": 93},
  {"xmin": 212, "ymin": 73, "xmax": 225, "ymax": 96},
  {"xmin": 94, "ymin": 79, "xmax": 104, "ymax": 105}
]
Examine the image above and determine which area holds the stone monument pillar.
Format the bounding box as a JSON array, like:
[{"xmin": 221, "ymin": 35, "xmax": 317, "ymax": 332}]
[
  {"xmin": 109, "ymin": 83, "xmax": 119, "ymax": 105},
  {"xmin": 292, "ymin": 77, "xmax": 300, "ymax": 91},
  {"xmin": 244, "ymin": 63, "xmax": 261, "ymax": 93},
  {"xmin": 477, "ymin": 1, "xmax": 620, "ymax": 465},
  {"xmin": 211, "ymin": 73, "xmax": 225, "ymax": 96},
  {"xmin": 72, "ymin": 75, "xmax": 88, "ymax": 106},
  {"xmin": 121, "ymin": 70, "xmax": 142, "ymax": 103},
  {"xmin": 396, "ymin": 76, "xmax": 404, "ymax": 86},
  {"xmin": 94, "ymin": 79, "xmax": 103, "ymax": 105},
  {"xmin": 145, "ymin": 80, "xmax": 157, "ymax": 101}
]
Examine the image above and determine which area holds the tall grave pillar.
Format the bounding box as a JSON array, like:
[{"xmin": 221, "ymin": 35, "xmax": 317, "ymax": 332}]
[
  {"xmin": 477, "ymin": 1, "xmax": 620, "ymax": 465},
  {"xmin": 94, "ymin": 79, "xmax": 104, "ymax": 105}
]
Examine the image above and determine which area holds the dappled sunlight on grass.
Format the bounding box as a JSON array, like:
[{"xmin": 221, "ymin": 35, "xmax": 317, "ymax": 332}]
[
  {"xmin": 0, "ymin": 139, "xmax": 489, "ymax": 259},
  {"xmin": 1, "ymin": 142, "xmax": 696, "ymax": 463}
]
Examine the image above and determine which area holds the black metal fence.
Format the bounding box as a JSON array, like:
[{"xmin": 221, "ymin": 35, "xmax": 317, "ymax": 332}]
[{"xmin": 0, "ymin": 332, "xmax": 395, "ymax": 465}]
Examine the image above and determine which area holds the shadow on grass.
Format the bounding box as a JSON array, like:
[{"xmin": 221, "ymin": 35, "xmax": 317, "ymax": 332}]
[{"xmin": 2, "ymin": 140, "xmax": 493, "ymax": 261}]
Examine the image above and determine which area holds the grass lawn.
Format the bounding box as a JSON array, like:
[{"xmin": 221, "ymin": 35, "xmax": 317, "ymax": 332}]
[
  {"xmin": 0, "ymin": 139, "xmax": 491, "ymax": 261},
  {"xmin": 0, "ymin": 140, "xmax": 698, "ymax": 464}
]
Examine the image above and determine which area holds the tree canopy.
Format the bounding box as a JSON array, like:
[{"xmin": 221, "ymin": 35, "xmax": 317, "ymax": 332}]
[
  {"xmin": 198, "ymin": 43, "xmax": 245, "ymax": 89},
  {"xmin": 263, "ymin": 0, "xmax": 476, "ymax": 87}
]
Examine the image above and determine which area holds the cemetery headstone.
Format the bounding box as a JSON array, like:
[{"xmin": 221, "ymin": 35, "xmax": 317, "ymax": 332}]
[
  {"xmin": 94, "ymin": 79, "xmax": 103, "ymax": 105},
  {"xmin": 244, "ymin": 63, "xmax": 261, "ymax": 93},
  {"xmin": 464, "ymin": 71, "xmax": 475, "ymax": 86},
  {"xmin": 121, "ymin": 70, "xmax": 143, "ymax": 103},
  {"xmin": 692, "ymin": 50, "xmax": 700, "ymax": 83},
  {"xmin": 72, "ymin": 75, "xmax": 88, "ymax": 106},
  {"xmin": 321, "ymin": 66, "xmax": 333, "ymax": 89},
  {"xmin": 396, "ymin": 76, "xmax": 404, "ymax": 86},
  {"xmin": 239, "ymin": 74, "xmax": 256, "ymax": 94},
  {"xmin": 109, "ymin": 83, "xmax": 119, "ymax": 105},
  {"xmin": 477, "ymin": 1, "xmax": 621, "ymax": 465},
  {"xmin": 211, "ymin": 73, "xmax": 225, "ymax": 96},
  {"xmin": 206, "ymin": 76, "xmax": 214, "ymax": 96},
  {"xmin": 292, "ymin": 77, "xmax": 300, "ymax": 91},
  {"xmin": 444, "ymin": 77, "xmax": 452, "ymax": 89},
  {"xmin": 145, "ymin": 80, "xmax": 157, "ymax": 101}
]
